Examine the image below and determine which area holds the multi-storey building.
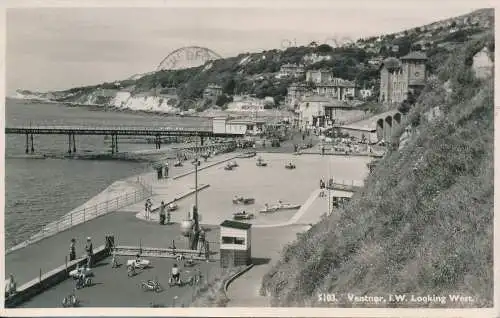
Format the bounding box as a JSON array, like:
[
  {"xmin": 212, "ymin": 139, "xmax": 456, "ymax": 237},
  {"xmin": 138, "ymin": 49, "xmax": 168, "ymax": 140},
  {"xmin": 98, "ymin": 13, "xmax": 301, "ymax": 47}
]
[
  {"xmin": 203, "ymin": 84, "xmax": 223, "ymax": 100},
  {"xmin": 379, "ymin": 51, "xmax": 427, "ymax": 105},
  {"xmin": 306, "ymin": 69, "xmax": 334, "ymax": 84},
  {"xmin": 285, "ymin": 83, "xmax": 309, "ymax": 108},
  {"xmin": 314, "ymin": 78, "xmax": 357, "ymax": 101},
  {"xmin": 279, "ymin": 63, "xmax": 305, "ymax": 78}
]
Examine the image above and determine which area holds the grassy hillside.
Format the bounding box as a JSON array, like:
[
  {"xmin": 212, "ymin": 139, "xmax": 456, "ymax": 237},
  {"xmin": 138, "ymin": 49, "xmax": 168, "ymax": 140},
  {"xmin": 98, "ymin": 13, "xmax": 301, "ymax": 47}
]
[{"xmin": 260, "ymin": 33, "xmax": 494, "ymax": 307}]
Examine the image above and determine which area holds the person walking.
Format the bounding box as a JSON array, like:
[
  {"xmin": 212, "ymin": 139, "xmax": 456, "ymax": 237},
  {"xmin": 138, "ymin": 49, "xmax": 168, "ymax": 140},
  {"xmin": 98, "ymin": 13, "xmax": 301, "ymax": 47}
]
[
  {"xmin": 85, "ymin": 237, "xmax": 93, "ymax": 268},
  {"xmin": 164, "ymin": 163, "xmax": 169, "ymax": 178},
  {"xmin": 69, "ymin": 238, "xmax": 76, "ymax": 261},
  {"xmin": 145, "ymin": 199, "xmax": 152, "ymax": 220},
  {"xmin": 159, "ymin": 201, "xmax": 166, "ymax": 225}
]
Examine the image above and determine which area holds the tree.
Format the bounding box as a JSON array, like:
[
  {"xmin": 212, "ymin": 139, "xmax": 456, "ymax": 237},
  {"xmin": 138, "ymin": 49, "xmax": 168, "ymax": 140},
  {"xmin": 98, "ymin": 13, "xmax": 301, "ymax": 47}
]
[
  {"xmin": 215, "ymin": 94, "xmax": 233, "ymax": 107},
  {"xmin": 316, "ymin": 44, "xmax": 333, "ymax": 54},
  {"xmin": 223, "ymin": 78, "xmax": 236, "ymax": 95}
]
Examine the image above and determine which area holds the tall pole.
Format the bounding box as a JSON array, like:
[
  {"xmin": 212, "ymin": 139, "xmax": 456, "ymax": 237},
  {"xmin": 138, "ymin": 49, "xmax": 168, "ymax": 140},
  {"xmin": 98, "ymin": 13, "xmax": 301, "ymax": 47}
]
[
  {"xmin": 195, "ymin": 159, "xmax": 198, "ymax": 212},
  {"xmin": 328, "ymin": 156, "xmax": 331, "ymax": 216}
]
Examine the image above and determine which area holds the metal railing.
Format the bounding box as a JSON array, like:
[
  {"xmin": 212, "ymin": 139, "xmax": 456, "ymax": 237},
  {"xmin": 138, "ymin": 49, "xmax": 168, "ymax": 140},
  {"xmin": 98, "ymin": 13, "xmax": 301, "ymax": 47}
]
[
  {"xmin": 6, "ymin": 124, "xmax": 213, "ymax": 132},
  {"xmin": 7, "ymin": 179, "xmax": 154, "ymax": 254}
]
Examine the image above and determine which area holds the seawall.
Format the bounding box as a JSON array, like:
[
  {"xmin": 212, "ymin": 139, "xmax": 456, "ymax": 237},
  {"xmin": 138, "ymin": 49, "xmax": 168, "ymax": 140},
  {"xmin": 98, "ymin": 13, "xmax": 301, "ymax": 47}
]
[{"xmin": 5, "ymin": 245, "xmax": 109, "ymax": 308}]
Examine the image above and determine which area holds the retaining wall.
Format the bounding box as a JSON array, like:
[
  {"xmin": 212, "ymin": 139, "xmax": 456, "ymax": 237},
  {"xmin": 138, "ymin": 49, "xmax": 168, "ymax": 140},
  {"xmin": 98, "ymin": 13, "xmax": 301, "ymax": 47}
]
[{"xmin": 5, "ymin": 245, "xmax": 109, "ymax": 308}]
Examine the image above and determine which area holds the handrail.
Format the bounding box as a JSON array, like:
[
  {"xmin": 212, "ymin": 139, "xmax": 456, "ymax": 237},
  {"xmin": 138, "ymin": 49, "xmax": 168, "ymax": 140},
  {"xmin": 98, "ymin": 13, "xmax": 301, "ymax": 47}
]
[
  {"xmin": 6, "ymin": 125, "xmax": 213, "ymax": 132},
  {"xmin": 6, "ymin": 178, "xmax": 154, "ymax": 254}
]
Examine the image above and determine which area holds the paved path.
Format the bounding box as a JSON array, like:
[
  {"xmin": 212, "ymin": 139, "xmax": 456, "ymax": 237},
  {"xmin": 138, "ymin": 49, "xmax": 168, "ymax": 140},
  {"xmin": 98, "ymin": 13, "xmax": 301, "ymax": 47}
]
[
  {"xmin": 226, "ymin": 225, "xmax": 311, "ymax": 306},
  {"xmin": 5, "ymin": 153, "xmax": 237, "ymax": 287},
  {"xmin": 6, "ymin": 152, "xmax": 370, "ymax": 308},
  {"xmin": 17, "ymin": 221, "xmax": 222, "ymax": 308},
  {"xmin": 226, "ymin": 189, "xmax": 343, "ymax": 306}
]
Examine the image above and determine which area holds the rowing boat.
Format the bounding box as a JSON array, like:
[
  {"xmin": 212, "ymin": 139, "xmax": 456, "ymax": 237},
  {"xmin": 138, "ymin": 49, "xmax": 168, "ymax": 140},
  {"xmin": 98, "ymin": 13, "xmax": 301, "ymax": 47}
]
[{"xmin": 259, "ymin": 203, "xmax": 301, "ymax": 213}]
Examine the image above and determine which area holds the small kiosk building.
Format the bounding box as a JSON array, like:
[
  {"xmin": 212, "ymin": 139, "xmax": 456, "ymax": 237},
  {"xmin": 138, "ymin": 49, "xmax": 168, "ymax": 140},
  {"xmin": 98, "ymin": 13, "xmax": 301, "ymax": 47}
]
[{"xmin": 219, "ymin": 220, "xmax": 252, "ymax": 268}]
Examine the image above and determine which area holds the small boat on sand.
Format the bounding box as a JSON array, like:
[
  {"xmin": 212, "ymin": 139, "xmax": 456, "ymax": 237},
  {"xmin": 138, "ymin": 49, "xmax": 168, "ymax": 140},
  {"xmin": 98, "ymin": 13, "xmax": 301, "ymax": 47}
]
[
  {"xmin": 232, "ymin": 197, "xmax": 255, "ymax": 205},
  {"xmin": 233, "ymin": 211, "xmax": 254, "ymax": 220},
  {"xmin": 259, "ymin": 203, "xmax": 301, "ymax": 213}
]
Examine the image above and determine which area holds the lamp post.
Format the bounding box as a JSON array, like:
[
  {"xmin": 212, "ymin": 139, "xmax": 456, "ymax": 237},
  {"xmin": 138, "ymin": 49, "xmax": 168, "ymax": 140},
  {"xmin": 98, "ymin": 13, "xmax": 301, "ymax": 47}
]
[
  {"xmin": 328, "ymin": 156, "xmax": 332, "ymax": 216},
  {"xmin": 193, "ymin": 157, "xmax": 199, "ymax": 215}
]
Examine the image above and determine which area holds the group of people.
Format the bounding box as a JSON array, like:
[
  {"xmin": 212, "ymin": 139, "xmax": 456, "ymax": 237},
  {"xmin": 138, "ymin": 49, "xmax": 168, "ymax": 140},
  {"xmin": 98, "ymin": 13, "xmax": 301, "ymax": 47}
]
[
  {"xmin": 68, "ymin": 237, "xmax": 94, "ymax": 267},
  {"xmin": 159, "ymin": 201, "xmax": 172, "ymax": 225}
]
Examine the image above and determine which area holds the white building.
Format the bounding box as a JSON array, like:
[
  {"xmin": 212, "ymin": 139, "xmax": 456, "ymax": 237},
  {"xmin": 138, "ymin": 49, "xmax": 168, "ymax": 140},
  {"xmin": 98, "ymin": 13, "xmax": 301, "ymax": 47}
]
[
  {"xmin": 314, "ymin": 78, "xmax": 357, "ymax": 101},
  {"xmin": 297, "ymin": 96, "xmax": 365, "ymax": 129},
  {"xmin": 359, "ymin": 88, "xmax": 373, "ymax": 100},
  {"xmin": 220, "ymin": 220, "xmax": 252, "ymax": 268},
  {"xmin": 227, "ymin": 97, "xmax": 265, "ymax": 112},
  {"xmin": 306, "ymin": 69, "xmax": 334, "ymax": 84},
  {"xmin": 212, "ymin": 116, "xmax": 266, "ymax": 135},
  {"xmin": 279, "ymin": 63, "xmax": 305, "ymax": 78},
  {"xmin": 285, "ymin": 83, "xmax": 309, "ymax": 107}
]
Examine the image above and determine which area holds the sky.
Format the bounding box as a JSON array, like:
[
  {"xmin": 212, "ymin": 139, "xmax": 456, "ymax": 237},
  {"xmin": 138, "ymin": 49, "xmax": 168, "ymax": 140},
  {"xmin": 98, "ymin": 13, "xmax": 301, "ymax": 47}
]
[{"xmin": 4, "ymin": 0, "xmax": 496, "ymax": 95}]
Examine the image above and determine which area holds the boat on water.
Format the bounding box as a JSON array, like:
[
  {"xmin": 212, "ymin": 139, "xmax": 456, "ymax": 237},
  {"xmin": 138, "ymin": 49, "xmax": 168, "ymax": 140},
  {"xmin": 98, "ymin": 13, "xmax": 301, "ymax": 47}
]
[{"xmin": 238, "ymin": 151, "xmax": 256, "ymax": 158}]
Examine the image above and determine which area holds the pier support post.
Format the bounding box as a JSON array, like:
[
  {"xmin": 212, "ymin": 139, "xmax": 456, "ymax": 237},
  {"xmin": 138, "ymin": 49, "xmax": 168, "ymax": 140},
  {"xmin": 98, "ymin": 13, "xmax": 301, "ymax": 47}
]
[
  {"xmin": 111, "ymin": 135, "xmax": 115, "ymax": 154},
  {"xmin": 30, "ymin": 134, "xmax": 34, "ymax": 153},
  {"xmin": 72, "ymin": 134, "xmax": 76, "ymax": 153},
  {"xmin": 68, "ymin": 134, "xmax": 72, "ymax": 154},
  {"xmin": 115, "ymin": 135, "xmax": 118, "ymax": 153},
  {"xmin": 25, "ymin": 133, "xmax": 29, "ymax": 154}
]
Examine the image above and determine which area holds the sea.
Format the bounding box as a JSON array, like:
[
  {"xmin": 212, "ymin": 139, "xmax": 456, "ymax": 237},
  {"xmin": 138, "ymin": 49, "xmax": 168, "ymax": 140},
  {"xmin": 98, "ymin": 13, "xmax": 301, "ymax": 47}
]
[{"xmin": 4, "ymin": 98, "xmax": 210, "ymax": 249}]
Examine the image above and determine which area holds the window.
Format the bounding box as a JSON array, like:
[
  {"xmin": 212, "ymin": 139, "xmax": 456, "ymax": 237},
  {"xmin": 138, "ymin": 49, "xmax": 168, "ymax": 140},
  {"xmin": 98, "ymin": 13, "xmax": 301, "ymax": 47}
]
[{"xmin": 222, "ymin": 236, "xmax": 245, "ymax": 245}]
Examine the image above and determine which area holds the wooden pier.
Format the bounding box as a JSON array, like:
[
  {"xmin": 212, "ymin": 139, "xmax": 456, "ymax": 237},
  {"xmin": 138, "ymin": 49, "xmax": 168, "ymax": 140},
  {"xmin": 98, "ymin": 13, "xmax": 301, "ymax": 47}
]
[{"xmin": 5, "ymin": 125, "xmax": 244, "ymax": 154}]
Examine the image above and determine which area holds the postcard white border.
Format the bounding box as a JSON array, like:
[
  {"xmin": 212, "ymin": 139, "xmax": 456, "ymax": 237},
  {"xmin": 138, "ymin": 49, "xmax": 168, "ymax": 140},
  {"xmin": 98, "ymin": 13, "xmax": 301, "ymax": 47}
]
[{"xmin": 1, "ymin": 0, "xmax": 499, "ymax": 317}]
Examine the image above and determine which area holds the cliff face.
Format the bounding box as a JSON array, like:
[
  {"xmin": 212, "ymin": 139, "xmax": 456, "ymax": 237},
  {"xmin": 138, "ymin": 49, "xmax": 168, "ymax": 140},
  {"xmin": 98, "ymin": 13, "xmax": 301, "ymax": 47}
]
[
  {"xmin": 15, "ymin": 89, "xmax": 181, "ymax": 114},
  {"xmin": 260, "ymin": 33, "xmax": 494, "ymax": 307}
]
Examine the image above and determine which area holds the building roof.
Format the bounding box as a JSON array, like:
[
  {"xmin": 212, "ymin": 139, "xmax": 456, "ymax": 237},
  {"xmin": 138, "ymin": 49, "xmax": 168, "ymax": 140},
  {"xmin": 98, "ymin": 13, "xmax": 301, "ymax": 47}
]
[
  {"xmin": 380, "ymin": 57, "xmax": 402, "ymax": 71},
  {"xmin": 324, "ymin": 100, "xmax": 352, "ymax": 108},
  {"xmin": 302, "ymin": 95, "xmax": 333, "ymax": 103},
  {"xmin": 220, "ymin": 220, "xmax": 252, "ymax": 230},
  {"xmin": 400, "ymin": 51, "xmax": 428, "ymax": 60},
  {"xmin": 319, "ymin": 78, "xmax": 356, "ymax": 88}
]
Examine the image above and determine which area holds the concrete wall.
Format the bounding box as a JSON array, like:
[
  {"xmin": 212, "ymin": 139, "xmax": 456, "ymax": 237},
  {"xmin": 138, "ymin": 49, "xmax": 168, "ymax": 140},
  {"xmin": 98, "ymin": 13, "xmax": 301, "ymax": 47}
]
[{"xmin": 5, "ymin": 245, "xmax": 109, "ymax": 308}]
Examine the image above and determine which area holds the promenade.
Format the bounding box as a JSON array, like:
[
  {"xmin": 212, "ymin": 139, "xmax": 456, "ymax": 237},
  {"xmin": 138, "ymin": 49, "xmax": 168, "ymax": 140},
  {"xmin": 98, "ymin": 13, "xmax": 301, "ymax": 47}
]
[
  {"xmin": 7, "ymin": 151, "xmax": 372, "ymax": 307},
  {"xmin": 5, "ymin": 152, "xmax": 238, "ymax": 287}
]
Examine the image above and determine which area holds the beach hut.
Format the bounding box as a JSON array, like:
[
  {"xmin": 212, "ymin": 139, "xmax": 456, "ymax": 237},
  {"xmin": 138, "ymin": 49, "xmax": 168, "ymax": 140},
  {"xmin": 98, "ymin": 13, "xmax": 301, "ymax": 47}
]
[{"xmin": 219, "ymin": 220, "xmax": 252, "ymax": 268}]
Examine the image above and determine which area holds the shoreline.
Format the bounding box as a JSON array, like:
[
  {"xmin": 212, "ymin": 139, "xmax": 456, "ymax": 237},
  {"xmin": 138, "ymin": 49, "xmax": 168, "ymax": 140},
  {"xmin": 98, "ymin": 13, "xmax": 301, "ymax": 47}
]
[
  {"xmin": 5, "ymin": 146, "xmax": 238, "ymax": 253},
  {"xmin": 9, "ymin": 97, "xmax": 294, "ymax": 120}
]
